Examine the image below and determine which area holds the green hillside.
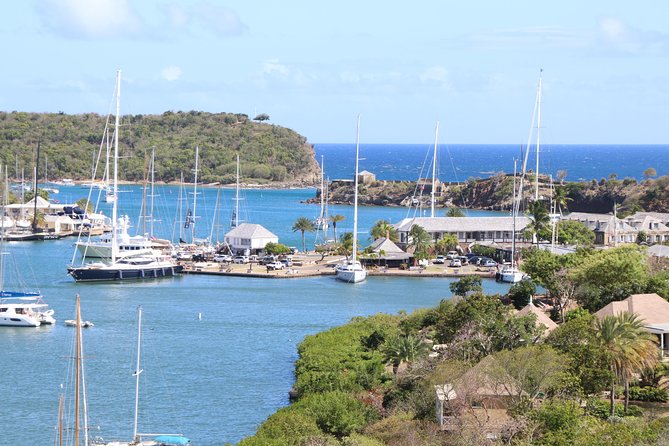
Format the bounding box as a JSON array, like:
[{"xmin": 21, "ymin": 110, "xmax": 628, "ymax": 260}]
[{"xmin": 0, "ymin": 111, "xmax": 320, "ymax": 185}]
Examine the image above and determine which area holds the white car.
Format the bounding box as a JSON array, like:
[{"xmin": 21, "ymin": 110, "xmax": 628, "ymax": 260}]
[
  {"xmin": 213, "ymin": 254, "xmax": 232, "ymax": 263},
  {"xmin": 433, "ymin": 255, "xmax": 445, "ymax": 264},
  {"xmin": 417, "ymin": 258, "xmax": 429, "ymax": 267},
  {"xmin": 233, "ymin": 256, "xmax": 249, "ymax": 264},
  {"xmin": 449, "ymin": 258, "xmax": 462, "ymax": 267},
  {"xmin": 266, "ymin": 261, "xmax": 285, "ymax": 270},
  {"xmin": 446, "ymin": 251, "xmax": 459, "ymax": 260}
]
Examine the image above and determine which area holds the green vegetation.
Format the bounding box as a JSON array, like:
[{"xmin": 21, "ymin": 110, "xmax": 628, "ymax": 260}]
[
  {"xmin": 0, "ymin": 111, "xmax": 319, "ymax": 184},
  {"xmin": 238, "ymin": 238, "xmax": 669, "ymax": 445},
  {"xmin": 292, "ymin": 217, "xmax": 315, "ymax": 253}
]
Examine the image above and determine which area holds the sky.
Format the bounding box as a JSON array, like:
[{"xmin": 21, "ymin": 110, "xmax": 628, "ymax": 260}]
[{"xmin": 1, "ymin": 1, "xmax": 668, "ymax": 144}]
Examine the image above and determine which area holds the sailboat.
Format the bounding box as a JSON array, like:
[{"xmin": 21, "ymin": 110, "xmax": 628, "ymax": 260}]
[
  {"xmin": 335, "ymin": 116, "xmax": 367, "ymax": 283},
  {"xmin": 0, "ymin": 165, "xmax": 56, "ymax": 326},
  {"xmin": 67, "ymin": 70, "xmax": 183, "ymax": 282},
  {"xmin": 497, "ymin": 159, "xmax": 525, "ymax": 283},
  {"xmin": 96, "ymin": 306, "xmax": 191, "ymax": 446}
]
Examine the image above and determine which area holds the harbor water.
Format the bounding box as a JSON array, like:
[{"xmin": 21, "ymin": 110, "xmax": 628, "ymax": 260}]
[{"xmin": 1, "ymin": 185, "xmax": 511, "ymax": 445}]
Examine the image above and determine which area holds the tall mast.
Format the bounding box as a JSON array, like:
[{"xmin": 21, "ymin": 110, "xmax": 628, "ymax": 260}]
[
  {"xmin": 150, "ymin": 147, "xmax": 155, "ymax": 237},
  {"xmin": 132, "ymin": 306, "xmax": 143, "ymax": 442},
  {"xmin": 319, "ymin": 155, "xmax": 325, "ymax": 223},
  {"xmin": 32, "ymin": 139, "xmax": 40, "ymax": 233},
  {"xmin": 74, "ymin": 294, "xmax": 82, "ymax": 446},
  {"xmin": 0, "ymin": 166, "xmax": 5, "ymax": 290},
  {"xmin": 511, "ymin": 159, "xmax": 517, "ymax": 268},
  {"xmin": 111, "ymin": 70, "xmax": 121, "ymax": 263},
  {"xmin": 534, "ymin": 69, "xmax": 543, "ymax": 201},
  {"xmin": 234, "ymin": 154, "xmax": 240, "ymax": 228},
  {"xmin": 431, "ymin": 121, "xmax": 439, "ymax": 218},
  {"xmin": 352, "ymin": 115, "xmax": 361, "ymax": 264},
  {"xmin": 191, "ymin": 146, "xmax": 199, "ymax": 242}
]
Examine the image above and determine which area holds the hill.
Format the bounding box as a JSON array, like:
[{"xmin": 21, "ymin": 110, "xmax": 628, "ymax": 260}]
[{"xmin": 0, "ymin": 111, "xmax": 320, "ymax": 186}]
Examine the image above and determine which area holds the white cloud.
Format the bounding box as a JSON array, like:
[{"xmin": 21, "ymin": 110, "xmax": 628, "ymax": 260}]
[
  {"xmin": 598, "ymin": 17, "xmax": 628, "ymax": 42},
  {"xmin": 39, "ymin": 0, "xmax": 142, "ymax": 39},
  {"xmin": 161, "ymin": 66, "xmax": 183, "ymax": 82},
  {"xmin": 263, "ymin": 59, "xmax": 290, "ymax": 77}
]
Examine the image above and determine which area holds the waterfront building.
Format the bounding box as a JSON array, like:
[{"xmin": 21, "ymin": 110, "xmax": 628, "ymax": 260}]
[
  {"xmin": 562, "ymin": 212, "xmax": 669, "ymax": 246},
  {"xmin": 360, "ymin": 237, "xmax": 411, "ymax": 268},
  {"xmin": 393, "ymin": 216, "xmax": 530, "ymax": 249},
  {"xmin": 224, "ymin": 223, "xmax": 278, "ymax": 255}
]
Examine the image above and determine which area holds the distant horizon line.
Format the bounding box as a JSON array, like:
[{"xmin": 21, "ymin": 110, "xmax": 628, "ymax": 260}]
[{"xmin": 314, "ymin": 142, "xmax": 669, "ymax": 146}]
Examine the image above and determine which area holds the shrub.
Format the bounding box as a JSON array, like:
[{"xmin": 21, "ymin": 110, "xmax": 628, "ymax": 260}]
[
  {"xmin": 628, "ymin": 386, "xmax": 669, "ymax": 402},
  {"xmin": 293, "ymin": 391, "xmax": 379, "ymax": 438},
  {"xmin": 237, "ymin": 409, "xmax": 323, "ymax": 446},
  {"xmin": 586, "ymin": 398, "xmax": 643, "ymax": 419}
]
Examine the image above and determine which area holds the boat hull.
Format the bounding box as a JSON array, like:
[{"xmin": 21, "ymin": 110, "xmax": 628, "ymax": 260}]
[
  {"xmin": 496, "ymin": 269, "xmax": 525, "ymax": 283},
  {"xmin": 335, "ymin": 262, "xmax": 367, "ymax": 283},
  {"xmin": 67, "ymin": 264, "xmax": 183, "ymax": 282}
]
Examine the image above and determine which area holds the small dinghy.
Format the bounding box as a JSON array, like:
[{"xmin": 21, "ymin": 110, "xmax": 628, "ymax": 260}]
[{"xmin": 64, "ymin": 319, "xmax": 94, "ymax": 328}]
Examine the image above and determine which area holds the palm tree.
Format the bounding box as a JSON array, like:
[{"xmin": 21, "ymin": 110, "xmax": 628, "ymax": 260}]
[
  {"xmin": 552, "ymin": 186, "xmax": 572, "ymax": 216},
  {"xmin": 370, "ymin": 219, "xmax": 398, "ymax": 242},
  {"xmin": 329, "ymin": 214, "xmax": 345, "ymax": 243},
  {"xmin": 292, "ymin": 217, "xmax": 315, "ymax": 253},
  {"xmin": 595, "ymin": 313, "xmax": 659, "ymax": 416},
  {"xmin": 526, "ymin": 200, "xmax": 550, "ymax": 245},
  {"xmin": 446, "ymin": 207, "xmax": 466, "ymax": 217},
  {"xmin": 382, "ymin": 334, "xmax": 428, "ymax": 374},
  {"xmin": 409, "ymin": 224, "xmax": 432, "ymax": 263}
]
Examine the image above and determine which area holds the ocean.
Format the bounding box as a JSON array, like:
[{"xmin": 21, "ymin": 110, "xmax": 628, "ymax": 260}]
[
  {"xmin": 315, "ymin": 143, "xmax": 669, "ymax": 183},
  {"xmin": 1, "ymin": 143, "xmax": 664, "ymax": 445}
]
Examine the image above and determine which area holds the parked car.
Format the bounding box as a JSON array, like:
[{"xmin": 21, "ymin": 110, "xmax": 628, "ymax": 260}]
[
  {"xmin": 446, "ymin": 251, "xmax": 459, "ymax": 260},
  {"xmin": 417, "ymin": 258, "xmax": 429, "ymax": 267},
  {"xmin": 458, "ymin": 256, "xmax": 469, "ymax": 265},
  {"xmin": 259, "ymin": 255, "xmax": 276, "ymax": 265},
  {"xmin": 433, "ymin": 255, "xmax": 446, "ymax": 264},
  {"xmin": 449, "ymin": 258, "xmax": 462, "ymax": 267},
  {"xmin": 280, "ymin": 258, "xmax": 293, "ymax": 267},
  {"xmin": 469, "ymin": 256, "xmax": 484, "ymax": 265},
  {"xmin": 480, "ymin": 259, "xmax": 498, "ymax": 267},
  {"xmin": 233, "ymin": 255, "xmax": 249, "ymax": 264},
  {"xmin": 266, "ymin": 261, "xmax": 285, "ymax": 270},
  {"xmin": 212, "ymin": 254, "xmax": 232, "ymax": 263}
]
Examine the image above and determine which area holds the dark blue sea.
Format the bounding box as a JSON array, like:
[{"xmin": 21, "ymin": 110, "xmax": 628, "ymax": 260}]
[
  {"xmin": 2, "ymin": 143, "xmax": 667, "ymax": 445},
  {"xmin": 315, "ymin": 143, "xmax": 669, "ymax": 182}
]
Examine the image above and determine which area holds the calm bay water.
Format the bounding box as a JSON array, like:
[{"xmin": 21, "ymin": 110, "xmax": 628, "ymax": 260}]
[
  {"xmin": 1, "ymin": 184, "xmax": 510, "ymax": 446},
  {"xmin": 315, "ymin": 143, "xmax": 669, "ymax": 182}
]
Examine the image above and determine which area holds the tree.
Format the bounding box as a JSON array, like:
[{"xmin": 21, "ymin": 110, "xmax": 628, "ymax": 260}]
[
  {"xmin": 265, "ymin": 242, "xmax": 291, "ymax": 255},
  {"xmin": 408, "ymin": 224, "xmax": 431, "ymax": 262},
  {"xmin": 75, "ymin": 198, "xmax": 94, "ymax": 213},
  {"xmin": 434, "ymin": 234, "xmax": 458, "ymax": 254},
  {"xmin": 253, "ymin": 113, "xmax": 270, "ymax": 122},
  {"xmin": 595, "ymin": 313, "xmax": 659, "ymax": 416},
  {"xmin": 336, "ymin": 232, "xmax": 354, "ymax": 259},
  {"xmin": 525, "ymin": 200, "xmax": 550, "ymax": 244},
  {"xmin": 293, "ymin": 217, "xmax": 315, "ymax": 253},
  {"xmin": 446, "ymin": 207, "xmax": 465, "ymax": 217},
  {"xmin": 552, "ymin": 186, "xmax": 572, "ymax": 215},
  {"xmin": 570, "ymin": 245, "xmax": 651, "ymax": 312},
  {"xmin": 508, "ymin": 280, "xmax": 537, "ymax": 310},
  {"xmin": 556, "ymin": 220, "xmax": 595, "ymax": 245},
  {"xmin": 382, "ymin": 334, "xmax": 428, "ymax": 373},
  {"xmin": 449, "ymin": 275, "xmax": 483, "ymax": 297},
  {"xmin": 643, "ymin": 167, "xmax": 657, "ymax": 180},
  {"xmin": 370, "ymin": 220, "xmax": 398, "ymax": 242},
  {"xmin": 329, "ymin": 214, "xmax": 345, "ymax": 243},
  {"xmin": 24, "ymin": 188, "xmax": 50, "ymax": 203}
]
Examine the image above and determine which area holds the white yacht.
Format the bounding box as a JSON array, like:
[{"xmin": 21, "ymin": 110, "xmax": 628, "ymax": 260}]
[
  {"xmin": 336, "ymin": 115, "xmax": 367, "ymax": 284},
  {"xmin": 0, "ymin": 293, "xmax": 56, "ymax": 327}
]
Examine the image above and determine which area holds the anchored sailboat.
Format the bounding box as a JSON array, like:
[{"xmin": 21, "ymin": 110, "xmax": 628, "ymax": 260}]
[{"xmin": 335, "ymin": 116, "xmax": 367, "ymax": 284}]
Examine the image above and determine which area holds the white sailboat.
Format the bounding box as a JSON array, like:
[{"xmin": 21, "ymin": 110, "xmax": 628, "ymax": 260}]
[
  {"xmin": 97, "ymin": 306, "xmax": 190, "ymax": 446},
  {"xmin": 0, "ymin": 165, "xmax": 56, "ymax": 326},
  {"xmin": 336, "ymin": 116, "xmax": 367, "ymax": 284},
  {"xmin": 497, "ymin": 159, "xmax": 525, "ymax": 283},
  {"xmin": 67, "ymin": 70, "xmax": 182, "ymax": 282}
]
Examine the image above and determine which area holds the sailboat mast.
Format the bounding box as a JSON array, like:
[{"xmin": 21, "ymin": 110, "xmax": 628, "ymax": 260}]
[
  {"xmin": 75, "ymin": 294, "xmax": 82, "ymax": 446},
  {"xmin": 32, "ymin": 140, "xmax": 40, "ymax": 233},
  {"xmin": 191, "ymin": 146, "xmax": 199, "ymax": 242},
  {"xmin": 133, "ymin": 305, "xmax": 143, "ymax": 442},
  {"xmin": 512, "ymin": 159, "xmax": 517, "ymax": 268},
  {"xmin": 352, "ymin": 115, "xmax": 361, "ymax": 264},
  {"xmin": 431, "ymin": 121, "xmax": 439, "ymax": 218},
  {"xmin": 111, "ymin": 70, "xmax": 121, "ymax": 264},
  {"xmin": 319, "ymin": 156, "xmax": 325, "ymax": 222},
  {"xmin": 234, "ymin": 154, "xmax": 240, "ymax": 228},
  {"xmin": 150, "ymin": 147, "xmax": 155, "ymax": 237},
  {"xmin": 0, "ymin": 166, "xmax": 5, "ymax": 291},
  {"xmin": 535, "ymin": 69, "xmax": 543, "ymax": 201}
]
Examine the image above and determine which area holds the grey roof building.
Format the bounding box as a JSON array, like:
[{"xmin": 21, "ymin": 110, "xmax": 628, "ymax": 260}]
[{"xmin": 224, "ymin": 223, "xmax": 279, "ymax": 255}]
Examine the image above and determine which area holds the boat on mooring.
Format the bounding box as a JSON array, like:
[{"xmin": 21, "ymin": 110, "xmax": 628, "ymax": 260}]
[{"xmin": 66, "ymin": 70, "xmax": 182, "ymax": 283}]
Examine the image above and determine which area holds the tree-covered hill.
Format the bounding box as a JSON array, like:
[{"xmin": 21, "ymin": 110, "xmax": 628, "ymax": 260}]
[{"xmin": 0, "ymin": 111, "xmax": 320, "ymax": 185}]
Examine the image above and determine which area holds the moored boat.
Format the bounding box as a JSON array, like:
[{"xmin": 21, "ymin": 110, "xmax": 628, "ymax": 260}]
[{"xmin": 0, "ymin": 292, "xmax": 56, "ymax": 327}]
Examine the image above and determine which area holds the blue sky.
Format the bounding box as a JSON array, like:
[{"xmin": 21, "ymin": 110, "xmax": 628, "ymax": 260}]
[{"xmin": 1, "ymin": 1, "xmax": 668, "ymax": 144}]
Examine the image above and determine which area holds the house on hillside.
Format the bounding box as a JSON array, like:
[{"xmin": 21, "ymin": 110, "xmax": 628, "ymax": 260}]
[
  {"xmin": 224, "ymin": 223, "xmax": 279, "ymax": 256},
  {"xmin": 435, "ymin": 355, "xmax": 522, "ymax": 439},
  {"xmin": 516, "ymin": 303, "xmax": 558, "ymax": 338},
  {"xmin": 594, "ymin": 293, "xmax": 669, "ymax": 356},
  {"xmin": 357, "ymin": 170, "xmax": 376, "ymax": 185}
]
